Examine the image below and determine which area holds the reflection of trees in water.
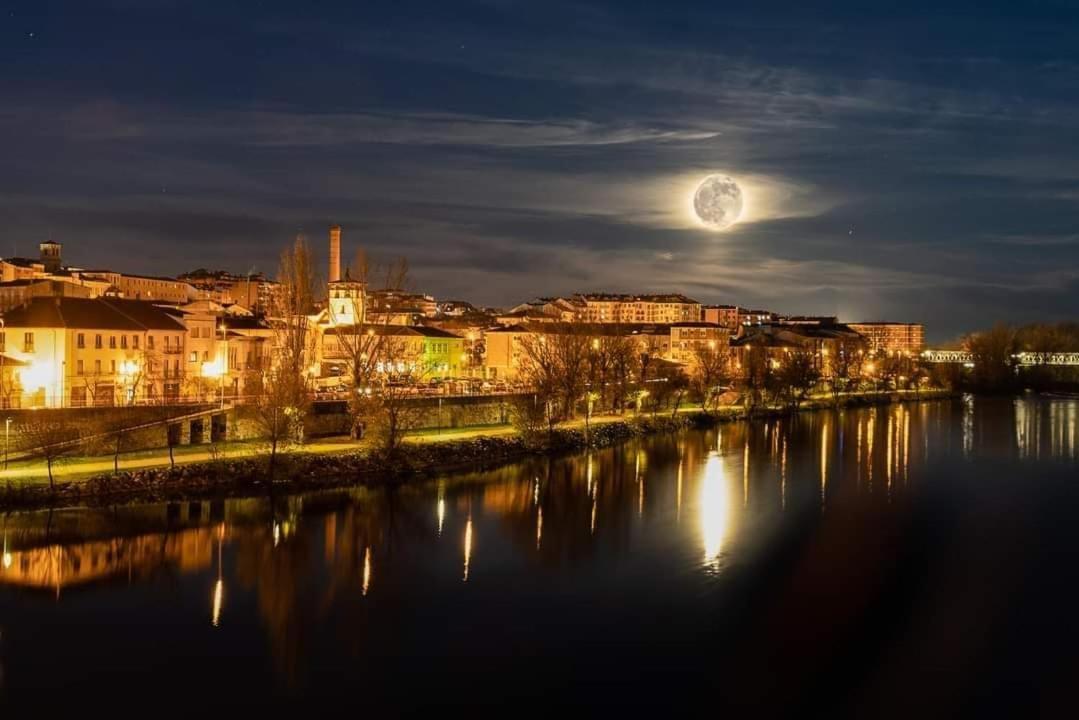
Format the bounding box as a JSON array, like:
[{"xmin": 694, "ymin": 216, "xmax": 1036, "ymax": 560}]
[{"xmin": 230, "ymin": 485, "xmax": 442, "ymax": 684}]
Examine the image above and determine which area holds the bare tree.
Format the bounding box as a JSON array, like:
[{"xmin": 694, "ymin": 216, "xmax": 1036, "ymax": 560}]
[
  {"xmin": 364, "ymin": 333, "xmax": 428, "ymax": 455},
  {"xmin": 18, "ymin": 421, "xmax": 80, "ymax": 489},
  {"xmin": 828, "ymin": 345, "xmax": 864, "ymax": 407},
  {"xmin": 247, "ymin": 368, "xmax": 305, "ymax": 476},
  {"xmin": 776, "ymin": 350, "xmax": 820, "ymax": 410},
  {"xmin": 743, "ymin": 345, "xmax": 776, "ymax": 412},
  {"xmin": 267, "ymin": 236, "xmax": 319, "ymax": 432},
  {"xmin": 649, "ymin": 363, "xmax": 688, "ymax": 418},
  {"xmin": 691, "ymin": 342, "xmax": 730, "ymax": 413},
  {"xmin": 331, "ymin": 253, "xmax": 411, "ymax": 440},
  {"xmin": 517, "ymin": 327, "xmax": 591, "ymax": 423}
]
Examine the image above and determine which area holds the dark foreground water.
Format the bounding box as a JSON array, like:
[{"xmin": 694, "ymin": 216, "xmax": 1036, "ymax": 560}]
[{"xmin": 1, "ymin": 396, "xmax": 1078, "ymax": 713}]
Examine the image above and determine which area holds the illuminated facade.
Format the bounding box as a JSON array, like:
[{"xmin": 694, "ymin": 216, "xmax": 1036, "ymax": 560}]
[
  {"xmin": 849, "ymin": 322, "xmax": 925, "ymax": 355},
  {"xmin": 0, "ymin": 297, "xmax": 190, "ymax": 407},
  {"xmin": 702, "ymin": 304, "xmax": 740, "ymax": 329},
  {"xmin": 576, "ymin": 293, "xmax": 701, "ymax": 324}
]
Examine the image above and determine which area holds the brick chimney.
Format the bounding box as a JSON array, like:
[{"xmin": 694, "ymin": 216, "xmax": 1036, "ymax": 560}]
[{"xmin": 328, "ymin": 225, "xmax": 341, "ymax": 283}]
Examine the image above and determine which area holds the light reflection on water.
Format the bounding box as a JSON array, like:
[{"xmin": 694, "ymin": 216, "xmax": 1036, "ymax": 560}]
[{"xmin": 0, "ymin": 396, "xmax": 1077, "ymax": 708}]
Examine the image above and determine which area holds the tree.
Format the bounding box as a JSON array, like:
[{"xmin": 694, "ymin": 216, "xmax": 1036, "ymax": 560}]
[
  {"xmin": 19, "ymin": 421, "xmax": 79, "ymax": 489},
  {"xmin": 828, "ymin": 345, "xmax": 864, "ymax": 407},
  {"xmin": 363, "ymin": 333, "xmax": 429, "ymax": 455},
  {"xmin": 332, "ymin": 253, "xmax": 411, "ymax": 440},
  {"xmin": 776, "ymin": 350, "xmax": 820, "ymax": 410},
  {"xmin": 247, "ymin": 368, "xmax": 305, "ymax": 476},
  {"xmin": 743, "ymin": 345, "xmax": 776, "ymax": 412},
  {"xmin": 966, "ymin": 323, "xmax": 1018, "ymax": 391},
  {"xmin": 248, "ymin": 236, "xmax": 320, "ymax": 473},
  {"xmin": 650, "ymin": 363, "xmax": 688, "ymax": 417},
  {"xmin": 272, "ymin": 235, "xmax": 319, "ymax": 393},
  {"xmin": 509, "ymin": 393, "xmax": 548, "ymax": 447},
  {"xmin": 517, "ymin": 327, "xmax": 591, "ymax": 423},
  {"xmin": 691, "ymin": 342, "xmax": 730, "ymax": 413}
]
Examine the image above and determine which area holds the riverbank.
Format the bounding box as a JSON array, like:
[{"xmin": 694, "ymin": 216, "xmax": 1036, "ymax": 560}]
[{"xmin": 0, "ymin": 388, "xmax": 955, "ymax": 511}]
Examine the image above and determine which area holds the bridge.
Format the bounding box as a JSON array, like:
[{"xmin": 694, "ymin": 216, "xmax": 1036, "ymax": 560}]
[{"xmin": 920, "ymin": 350, "xmax": 1079, "ymax": 366}]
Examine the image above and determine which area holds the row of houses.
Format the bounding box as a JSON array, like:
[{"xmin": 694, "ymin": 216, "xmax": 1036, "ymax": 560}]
[
  {"xmin": 0, "ymin": 230, "xmax": 926, "ymax": 408},
  {"xmin": 482, "ymin": 318, "xmax": 878, "ymax": 382}
]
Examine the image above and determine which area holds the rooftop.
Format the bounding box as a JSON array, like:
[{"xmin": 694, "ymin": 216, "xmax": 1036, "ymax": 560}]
[{"xmin": 1, "ymin": 297, "xmax": 187, "ymax": 331}]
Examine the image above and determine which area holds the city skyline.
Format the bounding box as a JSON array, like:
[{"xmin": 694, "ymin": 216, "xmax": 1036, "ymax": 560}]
[{"xmin": 4, "ymin": 1, "xmax": 1079, "ymax": 341}]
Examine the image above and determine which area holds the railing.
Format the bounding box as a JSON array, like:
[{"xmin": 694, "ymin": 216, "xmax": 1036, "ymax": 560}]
[
  {"xmin": 921, "ymin": 350, "xmax": 1079, "ymax": 366},
  {"xmin": 921, "ymin": 350, "xmax": 974, "ymax": 364}
]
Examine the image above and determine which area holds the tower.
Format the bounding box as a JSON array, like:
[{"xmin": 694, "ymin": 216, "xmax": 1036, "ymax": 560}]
[
  {"xmin": 328, "ymin": 225, "xmax": 341, "ymax": 284},
  {"xmin": 328, "ymin": 268, "xmax": 366, "ymax": 326},
  {"xmin": 39, "ymin": 240, "xmax": 62, "ymax": 274}
]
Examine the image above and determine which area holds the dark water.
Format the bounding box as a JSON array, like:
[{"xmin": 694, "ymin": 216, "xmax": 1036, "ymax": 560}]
[{"xmin": 1, "ymin": 396, "xmax": 1078, "ymax": 713}]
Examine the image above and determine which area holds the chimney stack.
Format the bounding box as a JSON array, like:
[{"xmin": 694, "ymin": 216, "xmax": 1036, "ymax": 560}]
[{"xmin": 328, "ymin": 225, "xmax": 341, "ymax": 283}]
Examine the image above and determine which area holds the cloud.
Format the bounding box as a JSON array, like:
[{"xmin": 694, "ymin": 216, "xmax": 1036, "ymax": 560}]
[{"xmin": 5, "ymin": 102, "xmax": 720, "ymax": 149}]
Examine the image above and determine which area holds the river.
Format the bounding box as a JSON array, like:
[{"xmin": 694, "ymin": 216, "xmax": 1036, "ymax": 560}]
[{"xmin": 0, "ymin": 396, "xmax": 1077, "ymax": 712}]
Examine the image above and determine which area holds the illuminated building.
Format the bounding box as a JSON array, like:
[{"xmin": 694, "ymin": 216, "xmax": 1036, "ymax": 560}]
[
  {"xmin": 730, "ymin": 322, "xmax": 867, "ymax": 377},
  {"xmin": 0, "ymin": 297, "xmax": 189, "ymax": 407},
  {"xmin": 575, "ymin": 293, "xmax": 701, "ymax": 324},
  {"xmin": 318, "ymin": 324, "xmax": 466, "ymax": 379},
  {"xmin": 178, "ymin": 269, "xmax": 281, "ymax": 314},
  {"xmin": 702, "ymin": 304, "xmax": 740, "ymax": 329},
  {"xmin": 848, "ymin": 322, "xmax": 926, "ymax": 355}
]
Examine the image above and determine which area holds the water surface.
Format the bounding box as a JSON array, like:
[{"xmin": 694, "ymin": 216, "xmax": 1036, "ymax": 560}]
[{"xmin": 1, "ymin": 396, "xmax": 1077, "ymax": 713}]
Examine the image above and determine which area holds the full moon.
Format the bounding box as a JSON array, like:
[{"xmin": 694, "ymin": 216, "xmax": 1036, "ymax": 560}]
[{"xmin": 693, "ymin": 175, "xmax": 744, "ymax": 230}]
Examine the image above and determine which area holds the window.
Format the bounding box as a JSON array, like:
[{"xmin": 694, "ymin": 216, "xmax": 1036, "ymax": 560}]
[
  {"xmin": 164, "ymin": 336, "xmax": 170, "ymax": 350},
  {"xmin": 190, "ymin": 351, "xmax": 198, "ymax": 363},
  {"xmin": 0, "ymin": 332, "xmax": 4, "ymax": 353},
  {"xmin": 202, "ymin": 351, "xmax": 208, "ymax": 362},
  {"xmin": 121, "ymin": 335, "xmax": 128, "ymax": 349},
  {"xmin": 94, "ymin": 360, "xmax": 101, "ymax": 375},
  {"xmin": 95, "ymin": 334, "xmax": 102, "ymax": 349},
  {"xmin": 110, "ymin": 360, "xmax": 116, "ymax": 374},
  {"xmin": 148, "ymin": 336, "xmax": 155, "ymax": 350},
  {"xmin": 109, "ymin": 336, "xmax": 116, "ymax": 349},
  {"xmin": 77, "ymin": 360, "xmax": 84, "ymax": 375},
  {"xmin": 23, "ymin": 332, "xmax": 33, "ymax": 353},
  {"xmin": 77, "ymin": 333, "xmax": 85, "ymax": 349},
  {"xmin": 133, "ymin": 335, "xmax": 140, "ymax": 349}
]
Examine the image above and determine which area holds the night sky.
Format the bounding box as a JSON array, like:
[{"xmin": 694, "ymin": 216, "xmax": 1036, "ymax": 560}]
[{"xmin": 4, "ymin": 1, "xmax": 1079, "ymax": 340}]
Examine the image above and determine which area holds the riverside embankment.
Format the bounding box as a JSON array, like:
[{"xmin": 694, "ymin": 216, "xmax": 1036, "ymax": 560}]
[{"xmin": 0, "ymin": 389, "xmax": 956, "ymax": 511}]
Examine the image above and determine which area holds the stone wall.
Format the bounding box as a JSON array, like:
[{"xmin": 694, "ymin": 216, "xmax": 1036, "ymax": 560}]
[{"xmin": 5, "ymin": 405, "xmax": 216, "ymax": 455}]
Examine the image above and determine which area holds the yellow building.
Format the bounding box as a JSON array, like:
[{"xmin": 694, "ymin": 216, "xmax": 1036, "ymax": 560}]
[
  {"xmin": 577, "ymin": 293, "xmax": 701, "ymax": 324},
  {"xmin": 668, "ymin": 322, "xmax": 730, "ymax": 365},
  {"xmin": 0, "ymin": 297, "xmax": 189, "ymax": 407}
]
